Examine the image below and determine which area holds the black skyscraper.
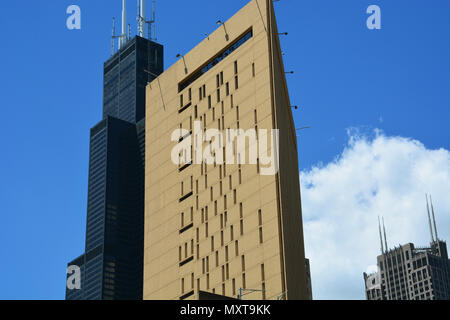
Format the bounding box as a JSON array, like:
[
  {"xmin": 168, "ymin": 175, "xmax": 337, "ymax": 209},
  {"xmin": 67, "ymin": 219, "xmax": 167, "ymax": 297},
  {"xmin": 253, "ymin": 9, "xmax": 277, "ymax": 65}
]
[{"xmin": 66, "ymin": 36, "xmax": 163, "ymax": 300}]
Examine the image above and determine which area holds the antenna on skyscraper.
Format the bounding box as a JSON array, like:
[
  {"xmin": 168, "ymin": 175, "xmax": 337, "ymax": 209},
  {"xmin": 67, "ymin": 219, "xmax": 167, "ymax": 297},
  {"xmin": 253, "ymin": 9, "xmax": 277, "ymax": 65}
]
[
  {"xmin": 426, "ymin": 194, "xmax": 435, "ymax": 243},
  {"xmin": 382, "ymin": 217, "xmax": 388, "ymax": 253},
  {"xmin": 378, "ymin": 216, "xmax": 384, "ymax": 254},
  {"xmin": 119, "ymin": 0, "xmax": 128, "ymax": 49},
  {"xmin": 111, "ymin": 17, "xmax": 116, "ymax": 55},
  {"xmin": 430, "ymin": 195, "xmax": 439, "ymax": 241},
  {"xmin": 137, "ymin": 0, "xmax": 145, "ymax": 37},
  {"xmin": 137, "ymin": 0, "xmax": 156, "ymax": 40},
  {"xmin": 150, "ymin": 0, "xmax": 158, "ymax": 41}
]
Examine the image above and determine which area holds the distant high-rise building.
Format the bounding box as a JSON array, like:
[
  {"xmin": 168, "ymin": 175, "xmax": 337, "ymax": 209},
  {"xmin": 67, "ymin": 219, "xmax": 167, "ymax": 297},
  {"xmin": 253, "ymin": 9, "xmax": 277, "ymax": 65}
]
[
  {"xmin": 364, "ymin": 196, "xmax": 450, "ymax": 300},
  {"xmin": 305, "ymin": 259, "xmax": 313, "ymax": 300},
  {"xmin": 66, "ymin": 0, "xmax": 163, "ymax": 300},
  {"xmin": 143, "ymin": 0, "xmax": 309, "ymax": 300}
]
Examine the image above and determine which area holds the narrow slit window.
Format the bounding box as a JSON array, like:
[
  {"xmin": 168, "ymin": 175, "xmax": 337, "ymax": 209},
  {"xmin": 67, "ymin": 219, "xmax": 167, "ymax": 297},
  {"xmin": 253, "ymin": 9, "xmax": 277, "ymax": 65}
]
[
  {"xmin": 259, "ymin": 227, "xmax": 263, "ymax": 244},
  {"xmin": 261, "ymin": 264, "xmax": 265, "ymax": 281},
  {"xmin": 232, "ymin": 279, "xmax": 236, "ymax": 296}
]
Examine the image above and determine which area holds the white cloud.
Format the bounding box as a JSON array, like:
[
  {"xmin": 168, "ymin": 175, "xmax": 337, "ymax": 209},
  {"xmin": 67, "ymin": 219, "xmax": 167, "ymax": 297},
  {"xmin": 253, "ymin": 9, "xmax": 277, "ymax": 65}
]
[{"xmin": 300, "ymin": 129, "xmax": 450, "ymax": 300}]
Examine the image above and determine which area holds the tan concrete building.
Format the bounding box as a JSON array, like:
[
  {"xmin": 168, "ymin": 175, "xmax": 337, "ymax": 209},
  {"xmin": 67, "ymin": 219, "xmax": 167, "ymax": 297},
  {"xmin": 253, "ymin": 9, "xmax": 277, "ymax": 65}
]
[{"xmin": 144, "ymin": 0, "xmax": 308, "ymax": 300}]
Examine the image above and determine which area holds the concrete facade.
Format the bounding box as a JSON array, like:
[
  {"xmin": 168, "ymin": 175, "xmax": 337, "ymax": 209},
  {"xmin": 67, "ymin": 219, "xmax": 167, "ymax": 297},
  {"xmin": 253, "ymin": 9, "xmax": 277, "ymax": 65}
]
[
  {"xmin": 364, "ymin": 241, "xmax": 450, "ymax": 300},
  {"xmin": 143, "ymin": 0, "xmax": 308, "ymax": 300}
]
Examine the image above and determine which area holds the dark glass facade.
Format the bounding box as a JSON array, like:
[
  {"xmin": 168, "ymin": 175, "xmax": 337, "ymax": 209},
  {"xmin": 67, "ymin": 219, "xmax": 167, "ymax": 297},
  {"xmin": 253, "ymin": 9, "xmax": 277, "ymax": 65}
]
[
  {"xmin": 66, "ymin": 36, "xmax": 163, "ymax": 300},
  {"xmin": 103, "ymin": 37, "xmax": 163, "ymax": 123}
]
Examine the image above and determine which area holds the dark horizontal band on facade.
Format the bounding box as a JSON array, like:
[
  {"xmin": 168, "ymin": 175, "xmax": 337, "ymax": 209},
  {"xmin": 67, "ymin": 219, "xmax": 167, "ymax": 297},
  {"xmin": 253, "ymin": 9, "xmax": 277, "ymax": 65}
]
[
  {"xmin": 178, "ymin": 102, "xmax": 192, "ymax": 114},
  {"xmin": 179, "ymin": 192, "xmax": 193, "ymax": 203},
  {"xmin": 179, "ymin": 223, "xmax": 194, "ymax": 234},
  {"xmin": 179, "ymin": 256, "xmax": 194, "ymax": 267},
  {"xmin": 179, "ymin": 290, "xmax": 195, "ymax": 300},
  {"xmin": 178, "ymin": 28, "xmax": 253, "ymax": 93},
  {"xmin": 178, "ymin": 162, "xmax": 192, "ymax": 172}
]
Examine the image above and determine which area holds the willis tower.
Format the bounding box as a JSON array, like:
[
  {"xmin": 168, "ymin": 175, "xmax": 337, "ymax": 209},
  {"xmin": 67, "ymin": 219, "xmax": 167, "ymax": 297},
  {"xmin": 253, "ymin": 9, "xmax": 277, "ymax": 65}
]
[{"xmin": 66, "ymin": 0, "xmax": 163, "ymax": 300}]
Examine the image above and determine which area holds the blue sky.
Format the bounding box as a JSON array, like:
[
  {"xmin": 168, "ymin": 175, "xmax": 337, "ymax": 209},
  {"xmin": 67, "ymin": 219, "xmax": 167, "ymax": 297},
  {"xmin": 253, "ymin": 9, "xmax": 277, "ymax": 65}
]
[{"xmin": 0, "ymin": 0, "xmax": 449, "ymax": 300}]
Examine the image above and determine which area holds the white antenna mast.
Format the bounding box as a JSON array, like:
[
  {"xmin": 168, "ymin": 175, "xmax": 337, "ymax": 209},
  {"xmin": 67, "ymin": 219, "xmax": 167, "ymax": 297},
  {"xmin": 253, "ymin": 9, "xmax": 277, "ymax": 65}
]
[
  {"xmin": 151, "ymin": 0, "xmax": 156, "ymax": 41},
  {"xmin": 378, "ymin": 216, "xmax": 384, "ymax": 255},
  {"xmin": 426, "ymin": 194, "xmax": 435, "ymax": 243},
  {"xmin": 430, "ymin": 195, "xmax": 439, "ymax": 241},
  {"xmin": 142, "ymin": 0, "xmax": 156, "ymax": 41},
  {"xmin": 382, "ymin": 217, "xmax": 388, "ymax": 253},
  {"xmin": 119, "ymin": 0, "xmax": 127, "ymax": 49},
  {"xmin": 137, "ymin": 0, "xmax": 146, "ymax": 38},
  {"xmin": 111, "ymin": 17, "xmax": 116, "ymax": 55}
]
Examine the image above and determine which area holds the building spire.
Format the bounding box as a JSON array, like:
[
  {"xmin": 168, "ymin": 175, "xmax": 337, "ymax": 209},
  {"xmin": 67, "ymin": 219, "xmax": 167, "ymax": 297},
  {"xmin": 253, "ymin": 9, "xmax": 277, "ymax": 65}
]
[
  {"xmin": 378, "ymin": 216, "xmax": 384, "ymax": 254},
  {"xmin": 119, "ymin": 0, "xmax": 127, "ymax": 49},
  {"xmin": 112, "ymin": 17, "xmax": 116, "ymax": 55},
  {"xmin": 426, "ymin": 194, "xmax": 435, "ymax": 243},
  {"xmin": 137, "ymin": 0, "xmax": 157, "ymax": 40},
  {"xmin": 382, "ymin": 217, "xmax": 388, "ymax": 253},
  {"xmin": 137, "ymin": 0, "xmax": 145, "ymax": 37},
  {"xmin": 429, "ymin": 195, "xmax": 439, "ymax": 241}
]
